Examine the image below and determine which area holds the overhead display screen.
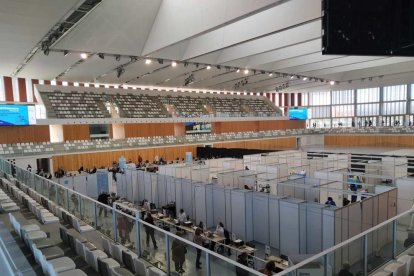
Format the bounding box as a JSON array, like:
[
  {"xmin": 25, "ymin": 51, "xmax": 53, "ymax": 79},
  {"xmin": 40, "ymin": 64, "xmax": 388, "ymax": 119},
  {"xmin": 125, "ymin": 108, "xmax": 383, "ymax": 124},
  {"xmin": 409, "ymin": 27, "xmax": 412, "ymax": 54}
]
[
  {"xmin": 288, "ymin": 108, "xmax": 308, "ymax": 120},
  {"xmin": 0, "ymin": 105, "xmax": 36, "ymax": 126}
]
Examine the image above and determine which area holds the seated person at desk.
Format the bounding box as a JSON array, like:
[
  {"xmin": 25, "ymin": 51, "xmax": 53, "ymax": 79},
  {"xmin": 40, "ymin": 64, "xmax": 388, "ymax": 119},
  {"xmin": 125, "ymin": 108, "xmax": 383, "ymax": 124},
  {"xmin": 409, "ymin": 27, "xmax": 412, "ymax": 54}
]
[
  {"xmin": 142, "ymin": 199, "xmax": 151, "ymax": 212},
  {"xmin": 338, "ymin": 263, "xmax": 353, "ymax": 276},
  {"xmin": 178, "ymin": 209, "xmax": 187, "ymax": 224},
  {"xmin": 213, "ymin": 222, "xmax": 231, "ymax": 256},
  {"xmin": 325, "ymin": 197, "xmax": 336, "ymax": 206},
  {"xmin": 259, "ymin": 261, "xmax": 276, "ymax": 276},
  {"xmin": 89, "ymin": 166, "xmax": 97, "ymax": 174},
  {"xmin": 236, "ymin": 252, "xmax": 249, "ymax": 276}
]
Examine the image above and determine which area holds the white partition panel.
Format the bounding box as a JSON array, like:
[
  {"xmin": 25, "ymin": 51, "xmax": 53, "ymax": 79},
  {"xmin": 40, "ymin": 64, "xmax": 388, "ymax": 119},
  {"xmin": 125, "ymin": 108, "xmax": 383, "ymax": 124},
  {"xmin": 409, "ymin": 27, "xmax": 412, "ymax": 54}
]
[
  {"xmin": 165, "ymin": 176, "xmax": 176, "ymax": 204},
  {"xmin": 230, "ymin": 189, "xmax": 253, "ymax": 241},
  {"xmin": 212, "ymin": 185, "xmax": 226, "ymax": 227},
  {"xmin": 252, "ymin": 192, "xmax": 270, "ymax": 245},
  {"xmin": 194, "ymin": 183, "xmax": 214, "ymax": 228},
  {"xmin": 73, "ymin": 175, "xmax": 87, "ymax": 196},
  {"xmin": 86, "ymin": 173, "xmax": 98, "ymax": 198},
  {"xmin": 322, "ymin": 207, "xmax": 336, "ymax": 250},
  {"xmin": 269, "ymin": 196, "xmax": 280, "ymax": 249},
  {"xmin": 156, "ymin": 174, "xmax": 167, "ymax": 207},
  {"xmin": 181, "ymin": 179, "xmax": 193, "ymax": 219},
  {"xmin": 116, "ymin": 173, "xmax": 127, "ymax": 198},
  {"xmin": 137, "ymin": 170, "xmax": 145, "ymax": 203},
  {"xmin": 279, "ymin": 198, "xmax": 305, "ymax": 256},
  {"xmin": 306, "ymin": 203, "xmax": 324, "ymax": 253}
]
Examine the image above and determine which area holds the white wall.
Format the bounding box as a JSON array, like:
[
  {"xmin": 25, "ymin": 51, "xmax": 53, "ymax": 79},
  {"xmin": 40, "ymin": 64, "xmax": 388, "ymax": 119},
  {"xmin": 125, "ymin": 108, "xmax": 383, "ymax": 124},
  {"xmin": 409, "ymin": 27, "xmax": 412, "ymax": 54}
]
[
  {"xmin": 112, "ymin": 123, "xmax": 125, "ymax": 140},
  {"xmin": 49, "ymin": 124, "xmax": 63, "ymax": 143}
]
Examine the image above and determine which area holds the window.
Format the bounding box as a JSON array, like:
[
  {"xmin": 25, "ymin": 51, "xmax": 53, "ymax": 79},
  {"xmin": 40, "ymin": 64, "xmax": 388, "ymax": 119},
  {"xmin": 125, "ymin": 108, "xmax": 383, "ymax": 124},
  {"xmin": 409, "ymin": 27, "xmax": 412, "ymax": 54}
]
[
  {"xmin": 356, "ymin": 103, "xmax": 379, "ymax": 116},
  {"xmin": 309, "ymin": 92, "xmax": 331, "ymax": 106},
  {"xmin": 309, "ymin": 106, "xmax": 331, "ymax": 118},
  {"xmin": 357, "ymin": 88, "xmax": 379, "ymax": 103},
  {"xmin": 383, "ymin": 102, "xmax": 406, "ymax": 115},
  {"xmin": 383, "ymin": 85, "xmax": 407, "ymax": 101},
  {"xmin": 332, "ymin": 90, "xmax": 354, "ymax": 105},
  {"xmin": 332, "ymin": 105, "xmax": 354, "ymax": 117}
]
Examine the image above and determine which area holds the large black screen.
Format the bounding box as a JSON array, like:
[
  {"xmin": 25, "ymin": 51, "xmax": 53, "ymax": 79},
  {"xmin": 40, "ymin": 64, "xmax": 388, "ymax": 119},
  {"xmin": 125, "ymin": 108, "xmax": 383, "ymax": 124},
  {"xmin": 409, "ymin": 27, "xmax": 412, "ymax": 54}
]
[{"xmin": 322, "ymin": 0, "xmax": 414, "ymax": 56}]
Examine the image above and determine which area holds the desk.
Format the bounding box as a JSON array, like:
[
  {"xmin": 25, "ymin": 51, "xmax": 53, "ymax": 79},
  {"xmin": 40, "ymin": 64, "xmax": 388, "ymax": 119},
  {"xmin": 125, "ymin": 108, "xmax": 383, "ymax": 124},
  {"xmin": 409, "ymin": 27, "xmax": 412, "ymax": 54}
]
[
  {"xmin": 237, "ymin": 245, "xmax": 258, "ymax": 255},
  {"xmin": 266, "ymin": 255, "xmax": 289, "ymax": 270}
]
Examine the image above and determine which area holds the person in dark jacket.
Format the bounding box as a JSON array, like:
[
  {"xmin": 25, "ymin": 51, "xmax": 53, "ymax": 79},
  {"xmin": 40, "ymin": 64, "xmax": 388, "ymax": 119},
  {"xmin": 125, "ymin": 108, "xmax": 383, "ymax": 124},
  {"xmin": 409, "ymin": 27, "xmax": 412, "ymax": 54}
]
[
  {"xmin": 172, "ymin": 231, "xmax": 187, "ymax": 274},
  {"xmin": 144, "ymin": 213, "xmax": 157, "ymax": 249},
  {"xmin": 235, "ymin": 252, "xmax": 249, "ymax": 276},
  {"xmin": 97, "ymin": 192, "xmax": 109, "ymax": 217},
  {"xmin": 338, "ymin": 263, "xmax": 353, "ymax": 276}
]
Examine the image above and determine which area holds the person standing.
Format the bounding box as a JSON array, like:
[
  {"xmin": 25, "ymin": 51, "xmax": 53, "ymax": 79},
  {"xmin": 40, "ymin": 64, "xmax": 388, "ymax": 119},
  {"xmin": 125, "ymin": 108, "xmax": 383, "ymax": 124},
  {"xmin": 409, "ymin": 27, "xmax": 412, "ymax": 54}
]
[
  {"xmin": 144, "ymin": 213, "xmax": 158, "ymax": 249},
  {"xmin": 97, "ymin": 192, "xmax": 109, "ymax": 217},
  {"xmin": 172, "ymin": 231, "xmax": 187, "ymax": 274},
  {"xmin": 193, "ymin": 227, "xmax": 205, "ymax": 269}
]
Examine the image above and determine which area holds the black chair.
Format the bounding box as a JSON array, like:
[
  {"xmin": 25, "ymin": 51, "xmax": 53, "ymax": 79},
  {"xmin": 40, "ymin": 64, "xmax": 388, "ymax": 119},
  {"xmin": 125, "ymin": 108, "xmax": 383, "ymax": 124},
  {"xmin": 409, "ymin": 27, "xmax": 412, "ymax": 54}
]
[
  {"xmin": 97, "ymin": 258, "xmax": 110, "ymax": 276},
  {"xmin": 122, "ymin": 250, "xmax": 135, "ymax": 273}
]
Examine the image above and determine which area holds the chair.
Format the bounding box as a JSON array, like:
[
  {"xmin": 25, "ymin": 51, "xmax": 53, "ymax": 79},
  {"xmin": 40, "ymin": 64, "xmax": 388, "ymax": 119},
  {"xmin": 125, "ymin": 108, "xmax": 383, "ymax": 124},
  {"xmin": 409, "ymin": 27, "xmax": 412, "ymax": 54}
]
[
  {"xmin": 85, "ymin": 247, "xmax": 107, "ymax": 272},
  {"xmin": 384, "ymin": 261, "xmax": 406, "ymax": 276},
  {"xmin": 110, "ymin": 243, "xmax": 124, "ymax": 264},
  {"xmin": 102, "ymin": 236, "xmax": 112, "ymax": 256},
  {"xmin": 75, "ymin": 239, "xmax": 86, "ymax": 260},
  {"xmin": 147, "ymin": 266, "xmax": 167, "ymax": 276},
  {"xmin": 397, "ymin": 255, "xmax": 414, "ymax": 275},
  {"xmin": 98, "ymin": 258, "xmax": 120, "ymax": 276},
  {"xmin": 122, "ymin": 250, "xmax": 138, "ymax": 273},
  {"xmin": 58, "ymin": 269, "xmax": 88, "ymax": 276},
  {"xmin": 133, "ymin": 258, "xmax": 149, "ymax": 276}
]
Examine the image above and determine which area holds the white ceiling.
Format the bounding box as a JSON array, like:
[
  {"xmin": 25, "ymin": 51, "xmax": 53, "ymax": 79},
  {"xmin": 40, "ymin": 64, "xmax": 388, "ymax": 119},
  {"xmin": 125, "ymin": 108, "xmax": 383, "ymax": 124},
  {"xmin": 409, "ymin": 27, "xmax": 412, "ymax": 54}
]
[{"xmin": 2, "ymin": 0, "xmax": 414, "ymax": 93}]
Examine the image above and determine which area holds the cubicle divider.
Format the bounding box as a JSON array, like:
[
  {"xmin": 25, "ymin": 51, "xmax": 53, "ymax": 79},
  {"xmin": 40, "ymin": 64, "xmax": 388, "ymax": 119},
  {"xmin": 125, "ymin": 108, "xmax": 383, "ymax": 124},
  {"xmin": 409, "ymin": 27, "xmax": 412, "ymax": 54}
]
[
  {"xmin": 2, "ymin": 159, "xmax": 263, "ymax": 276},
  {"xmin": 56, "ymin": 170, "xmax": 110, "ymax": 199}
]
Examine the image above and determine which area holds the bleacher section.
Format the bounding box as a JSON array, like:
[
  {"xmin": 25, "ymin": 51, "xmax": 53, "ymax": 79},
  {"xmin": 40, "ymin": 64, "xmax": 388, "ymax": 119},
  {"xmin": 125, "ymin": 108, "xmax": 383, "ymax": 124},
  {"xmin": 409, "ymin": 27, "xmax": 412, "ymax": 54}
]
[
  {"xmin": 38, "ymin": 86, "xmax": 282, "ymax": 119},
  {"xmin": 42, "ymin": 91, "xmax": 111, "ymax": 119},
  {"xmin": 112, "ymin": 93, "xmax": 169, "ymax": 118}
]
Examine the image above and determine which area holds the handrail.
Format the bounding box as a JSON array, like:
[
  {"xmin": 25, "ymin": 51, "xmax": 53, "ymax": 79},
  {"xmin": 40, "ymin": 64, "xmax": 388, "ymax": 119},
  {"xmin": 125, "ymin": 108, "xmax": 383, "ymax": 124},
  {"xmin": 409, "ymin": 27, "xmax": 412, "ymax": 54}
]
[
  {"xmin": 1, "ymin": 159, "xmax": 264, "ymax": 276},
  {"xmin": 0, "ymin": 238, "xmax": 18, "ymax": 274},
  {"xmin": 277, "ymin": 205, "xmax": 414, "ymax": 275}
]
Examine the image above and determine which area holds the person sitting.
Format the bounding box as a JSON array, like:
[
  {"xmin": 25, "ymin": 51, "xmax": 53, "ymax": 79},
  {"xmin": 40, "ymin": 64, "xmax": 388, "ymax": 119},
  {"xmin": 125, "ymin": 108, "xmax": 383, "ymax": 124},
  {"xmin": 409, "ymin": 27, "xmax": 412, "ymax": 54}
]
[
  {"xmin": 338, "ymin": 263, "xmax": 353, "ymax": 276},
  {"xmin": 89, "ymin": 166, "xmax": 97, "ymax": 174},
  {"xmin": 259, "ymin": 261, "xmax": 276, "ymax": 276},
  {"xmin": 325, "ymin": 197, "xmax": 336, "ymax": 206},
  {"xmin": 78, "ymin": 165, "xmax": 84, "ymax": 174},
  {"xmin": 178, "ymin": 209, "xmax": 187, "ymax": 224}
]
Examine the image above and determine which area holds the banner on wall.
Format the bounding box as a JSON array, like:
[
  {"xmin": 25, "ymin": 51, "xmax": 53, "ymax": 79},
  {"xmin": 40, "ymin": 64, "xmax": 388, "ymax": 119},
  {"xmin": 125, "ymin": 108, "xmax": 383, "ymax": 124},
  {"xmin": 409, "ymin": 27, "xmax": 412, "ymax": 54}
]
[{"xmin": 0, "ymin": 104, "xmax": 36, "ymax": 126}]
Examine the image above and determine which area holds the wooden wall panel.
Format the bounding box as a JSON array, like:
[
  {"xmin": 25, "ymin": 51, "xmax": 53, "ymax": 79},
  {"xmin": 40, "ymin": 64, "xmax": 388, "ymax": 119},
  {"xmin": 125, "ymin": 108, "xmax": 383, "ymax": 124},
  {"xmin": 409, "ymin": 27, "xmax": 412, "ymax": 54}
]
[
  {"xmin": 174, "ymin": 123, "xmax": 185, "ymax": 137},
  {"xmin": 213, "ymin": 137, "xmax": 296, "ymax": 150},
  {"xmin": 63, "ymin": 125, "xmax": 90, "ymax": 141},
  {"xmin": 0, "ymin": 125, "xmax": 50, "ymax": 144},
  {"xmin": 325, "ymin": 135, "xmax": 414, "ymax": 148},
  {"xmin": 124, "ymin": 123, "xmax": 175, "ymax": 138},
  {"xmin": 52, "ymin": 144, "xmax": 200, "ymax": 172},
  {"xmin": 213, "ymin": 120, "xmax": 305, "ymax": 134}
]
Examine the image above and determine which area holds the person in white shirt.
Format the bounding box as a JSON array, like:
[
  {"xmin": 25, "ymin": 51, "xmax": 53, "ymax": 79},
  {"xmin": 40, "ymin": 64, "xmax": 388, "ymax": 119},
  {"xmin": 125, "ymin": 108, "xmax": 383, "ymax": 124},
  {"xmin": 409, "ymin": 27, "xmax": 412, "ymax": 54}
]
[
  {"xmin": 215, "ymin": 222, "xmax": 225, "ymax": 237},
  {"xmin": 178, "ymin": 209, "xmax": 187, "ymax": 223}
]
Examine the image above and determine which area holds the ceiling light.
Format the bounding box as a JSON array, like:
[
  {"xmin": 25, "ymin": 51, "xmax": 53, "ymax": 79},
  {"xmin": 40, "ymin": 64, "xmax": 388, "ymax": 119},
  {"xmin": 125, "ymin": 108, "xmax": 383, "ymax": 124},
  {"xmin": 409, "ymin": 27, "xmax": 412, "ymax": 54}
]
[
  {"xmin": 171, "ymin": 61, "xmax": 177, "ymax": 67},
  {"xmin": 290, "ymin": 75, "xmax": 295, "ymax": 80},
  {"xmin": 98, "ymin": 53, "xmax": 105, "ymax": 59},
  {"xmin": 80, "ymin": 53, "xmax": 88, "ymax": 59},
  {"xmin": 303, "ymin": 77, "xmax": 308, "ymax": 81},
  {"xmin": 115, "ymin": 55, "xmax": 121, "ymax": 61},
  {"xmin": 206, "ymin": 65, "xmax": 211, "ymax": 70},
  {"xmin": 157, "ymin": 59, "xmax": 164, "ymax": 64},
  {"xmin": 236, "ymin": 69, "xmax": 240, "ymax": 73},
  {"xmin": 329, "ymin": 80, "xmax": 335, "ymax": 85},
  {"xmin": 63, "ymin": 50, "xmax": 69, "ymax": 57},
  {"xmin": 269, "ymin": 73, "xmax": 273, "ymax": 77},
  {"xmin": 244, "ymin": 69, "xmax": 249, "ymax": 75},
  {"xmin": 145, "ymin": 59, "xmax": 152, "ymax": 65}
]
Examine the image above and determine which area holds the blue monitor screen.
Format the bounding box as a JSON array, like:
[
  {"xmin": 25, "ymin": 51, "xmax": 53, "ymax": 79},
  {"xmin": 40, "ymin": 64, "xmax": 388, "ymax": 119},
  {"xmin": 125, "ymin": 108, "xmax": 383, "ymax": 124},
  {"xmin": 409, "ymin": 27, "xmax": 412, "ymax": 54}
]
[
  {"xmin": 288, "ymin": 108, "xmax": 308, "ymax": 120},
  {"xmin": 0, "ymin": 105, "xmax": 36, "ymax": 126}
]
